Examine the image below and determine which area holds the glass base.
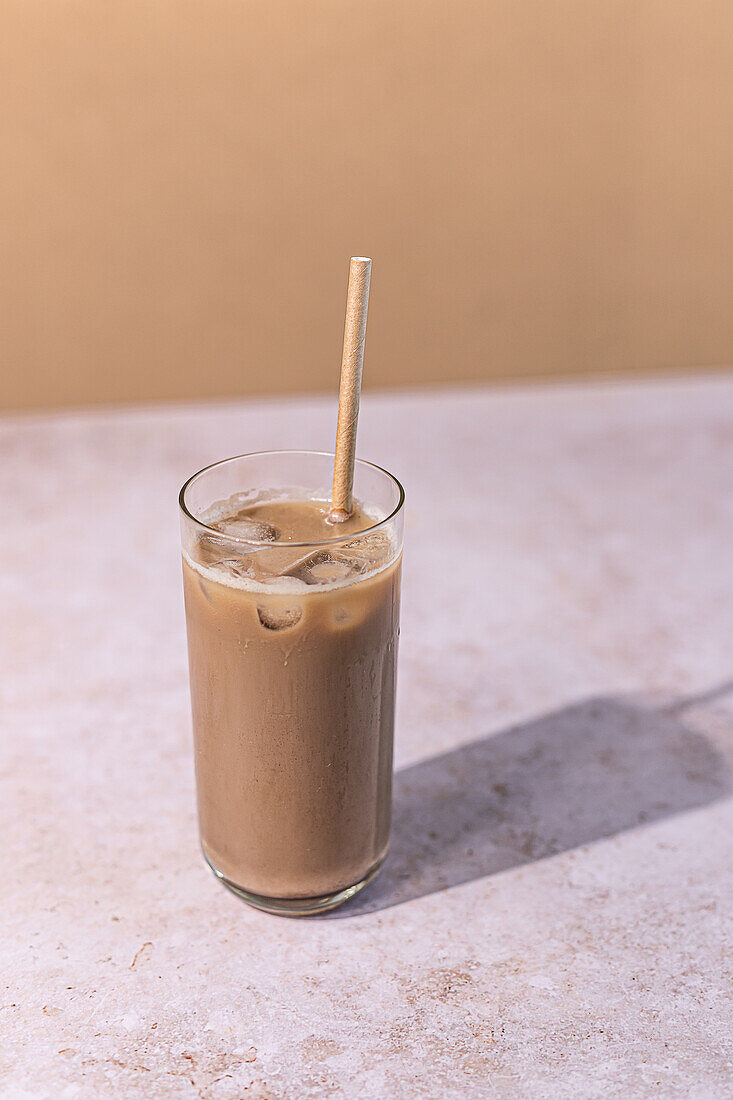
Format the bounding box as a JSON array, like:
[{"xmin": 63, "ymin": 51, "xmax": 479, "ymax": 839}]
[{"xmin": 203, "ymin": 851, "xmax": 386, "ymax": 916}]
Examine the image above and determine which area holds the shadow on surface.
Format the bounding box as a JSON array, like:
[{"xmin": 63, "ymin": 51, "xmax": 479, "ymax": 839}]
[{"xmin": 329, "ymin": 684, "xmax": 732, "ymax": 917}]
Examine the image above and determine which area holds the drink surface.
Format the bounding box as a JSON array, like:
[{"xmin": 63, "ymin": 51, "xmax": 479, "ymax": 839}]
[
  {"xmin": 187, "ymin": 495, "xmax": 393, "ymax": 594},
  {"xmin": 214, "ymin": 496, "xmax": 373, "ymax": 544},
  {"xmin": 182, "ymin": 494, "xmax": 401, "ymax": 901}
]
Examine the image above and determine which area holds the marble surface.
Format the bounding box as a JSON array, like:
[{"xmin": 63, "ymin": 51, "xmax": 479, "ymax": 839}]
[{"xmin": 3, "ymin": 376, "xmax": 733, "ymax": 1098}]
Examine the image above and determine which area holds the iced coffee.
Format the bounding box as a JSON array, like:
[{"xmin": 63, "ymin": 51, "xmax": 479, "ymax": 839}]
[{"xmin": 180, "ymin": 451, "xmax": 404, "ymax": 914}]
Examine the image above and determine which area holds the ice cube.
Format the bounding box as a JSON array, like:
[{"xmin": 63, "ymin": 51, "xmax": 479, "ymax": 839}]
[
  {"xmin": 213, "ymin": 557, "xmax": 256, "ymax": 581},
  {"xmin": 197, "ymin": 576, "xmax": 215, "ymax": 604},
  {"xmin": 257, "ymin": 602, "xmax": 303, "ymax": 631},
  {"xmin": 286, "ymin": 533, "xmax": 391, "ymax": 586},
  {"xmin": 197, "ymin": 533, "xmax": 223, "ymax": 563},
  {"xmin": 253, "ymin": 577, "xmax": 305, "ymax": 630},
  {"xmin": 330, "ymin": 605, "xmax": 352, "ymax": 627},
  {"xmin": 337, "ymin": 531, "xmax": 392, "ymax": 570},
  {"xmin": 286, "ymin": 550, "xmax": 362, "ymax": 586},
  {"xmin": 210, "ymin": 515, "xmax": 280, "ymax": 542}
]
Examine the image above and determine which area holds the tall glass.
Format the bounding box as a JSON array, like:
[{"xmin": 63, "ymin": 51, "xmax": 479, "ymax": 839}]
[{"xmin": 179, "ymin": 451, "xmax": 404, "ymax": 915}]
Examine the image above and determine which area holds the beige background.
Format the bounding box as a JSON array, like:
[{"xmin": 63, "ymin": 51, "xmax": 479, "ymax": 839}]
[{"xmin": 1, "ymin": 1, "xmax": 732, "ymax": 411}]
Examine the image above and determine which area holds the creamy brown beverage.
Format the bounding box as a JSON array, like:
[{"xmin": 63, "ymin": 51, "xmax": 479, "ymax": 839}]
[{"xmin": 181, "ymin": 492, "xmax": 401, "ymax": 911}]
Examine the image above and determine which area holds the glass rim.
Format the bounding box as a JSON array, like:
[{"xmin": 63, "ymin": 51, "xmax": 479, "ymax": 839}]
[{"xmin": 179, "ymin": 449, "xmax": 405, "ymax": 549}]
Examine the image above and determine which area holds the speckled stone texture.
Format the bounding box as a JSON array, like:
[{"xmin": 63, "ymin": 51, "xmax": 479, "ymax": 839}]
[{"xmin": 2, "ymin": 376, "xmax": 733, "ymax": 1099}]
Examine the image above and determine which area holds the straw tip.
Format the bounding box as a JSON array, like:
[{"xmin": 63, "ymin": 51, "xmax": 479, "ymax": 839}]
[
  {"xmin": 350, "ymin": 256, "xmax": 372, "ymax": 265},
  {"xmin": 327, "ymin": 507, "xmax": 352, "ymax": 524}
]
